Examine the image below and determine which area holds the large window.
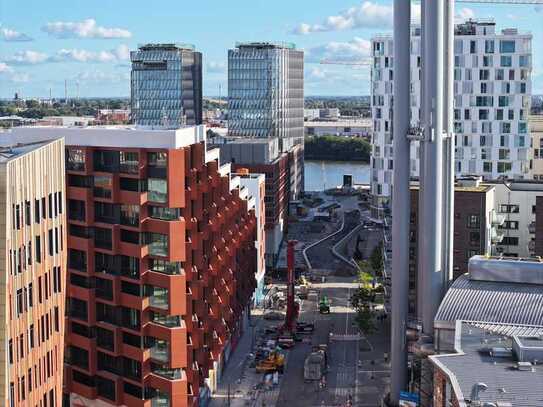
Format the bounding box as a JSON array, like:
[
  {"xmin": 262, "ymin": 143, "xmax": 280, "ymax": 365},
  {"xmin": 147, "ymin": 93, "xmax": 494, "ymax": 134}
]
[
  {"xmin": 96, "ymin": 328, "xmax": 115, "ymax": 352},
  {"xmin": 148, "ymin": 178, "xmax": 167, "ymax": 203},
  {"xmin": 146, "ymin": 233, "xmax": 168, "ymax": 257},
  {"xmin": 147, "ymin": 152, "xmax": 167, "ymax": 178},
  {"xmin": 95, "ymin": 277, "xmax": 114, "ymax": 301},
  {"xmin": 120, "ymin": 204, "xmax": 140, "ymax": 226},
  {"xmin": 68, "ymin": 249, "xmax": 87, "ymax": 272},
  {"xmin": 502, "ymin": 236, "xmax": 519, "ymax": 246},
  {"xmin": 68, "ymin": 199, "xmax": 86, "ymax": 221},
  {"xmin": 467, "ymin": 215, "xmax": 480, "ymax": 229},
  {"xmin": 93, "ymin": 175, "xmax": 113, "ymax": 199},
  {"xmin": 149, "ymin": 206, "xmax": 180, "ymax": 221},
  {"xmin": 120, "ymin": 256, "xmax": 140, "ymax": 279},
  {"xmin": 147, "ymin": 285, "xmax": 169, "ymax": 309},
  {"xmin": 499, "ymin": 40, "xmax": 515, "ymax": 53},
  {"xmin": 121, "ymin": 307, "xmax": 141, "ymax": 330},
  {"xmin": 96, "ymin": 302, "xmax": 117, "ymax": 325},
  {"xmin": 94, "ymin": 202, "xmax": 118, "ymax": 224},
  {"xmin": 66, "ymin": 148, "xmax": 85, "ymax": 171},
  {"xmin": 149, "ymin": 259, "xmax": 182, "ymax": 275},
  {"xmin": 93, "ymin": 150, "xmax": 120, "ymax": 173},
  {"xmin": 68, "ymin": 346, "xmax": 89, "ymax": 370},
  {"xmin": 94, "ymin": 227, "xmax": 113, "ymax": 250},
  {"xmin": 120, "ymin": 151, "xmax": 139, "ymax": 174},
  {"xmin": 96, "ymin": 376, "xmax": 116, "ymax": 402},
  {"xmin": 69, "ymin": 298, "xmax": 88, "ymax": 321}
]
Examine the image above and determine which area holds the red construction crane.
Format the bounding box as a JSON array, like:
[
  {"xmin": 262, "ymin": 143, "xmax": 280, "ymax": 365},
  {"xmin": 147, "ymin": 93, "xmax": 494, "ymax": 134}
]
[{"xmin": 282, "ymin": 240, "xmax": 299, "ymax": 334}]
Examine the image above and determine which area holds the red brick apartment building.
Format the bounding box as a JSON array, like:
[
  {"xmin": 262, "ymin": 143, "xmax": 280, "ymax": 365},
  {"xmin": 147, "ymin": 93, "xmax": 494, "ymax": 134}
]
[
  {"xmin": 9, "ymin": 126, "xmax": 258, "ymax": 407},
  {"xmin": 0, "ymin": 139, "xmax": 67, "ymax": 407}
]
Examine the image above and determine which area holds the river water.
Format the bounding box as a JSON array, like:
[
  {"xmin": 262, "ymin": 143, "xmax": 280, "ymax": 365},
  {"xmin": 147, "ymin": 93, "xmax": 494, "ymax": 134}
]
[{"xmin": 304, "ymin": 160, "xmax": 371, "ymax": 192}]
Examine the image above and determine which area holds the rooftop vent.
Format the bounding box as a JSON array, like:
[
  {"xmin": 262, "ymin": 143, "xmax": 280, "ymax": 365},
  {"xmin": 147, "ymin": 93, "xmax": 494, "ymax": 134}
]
[
  {"xmin": 513, "ymin": 336, "xmax": 543, "ymax": 364},
  {"xmin": 488, "ymin": 347, "xmax": 513, "ymax": 358},
  {"xmin": 468, "ymin": 256, "xmax": 543, "ymax": 285}
]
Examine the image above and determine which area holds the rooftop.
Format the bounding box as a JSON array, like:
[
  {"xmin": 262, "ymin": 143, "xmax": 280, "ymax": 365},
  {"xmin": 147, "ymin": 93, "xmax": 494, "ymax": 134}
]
[
  {"xmin": 3, "ymin": 125, "xmax": 206, "ymax": 150},
  {"xmin": 430, "ymin": 322, "xmax": 543, "ymax": 407},
  {"xmin": 0, "ymin": 140, "xmax": 54, "ymax": 163},
  {"xmin": 234, "ymin": 41, "xmax": 296, "ymax": 50},
  {"xmin": 435, "ymin": 257, "xmax": 543, "ymax": 329},
  {"xmin": 137, "ymin": 43, "xmax": 196, "ymax": 51},
  {"xmin": 304, "ymin": 119, "xmax": 372, "ymax": 128}
]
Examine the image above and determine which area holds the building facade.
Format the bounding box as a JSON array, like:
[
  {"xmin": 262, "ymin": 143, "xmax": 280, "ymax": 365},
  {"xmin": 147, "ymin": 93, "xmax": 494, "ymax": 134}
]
[
  {"xmin": 131, "ymin": 44, "xmax": 203, "ymax": 127},
  {"xmin": 9, "ymin": 126, "xmax": 258, "ymax": 407},
  {"xmin": 408, "ymin": 179, "xmax": 496, "ymax": 316},
  {"xmin": 227, "ymin": 42, "xmax": 304, "ymax": 152},
  {"xmin": 0, "ymin": 139, "xmax": 67, "ymax": 407},
  {"xmin": 370, "ymin": 20, "xmax": 532, "ymax": 218},
  {"xmin": 530, "ymin": 115, "xmax": 543, "ymax": 179}
]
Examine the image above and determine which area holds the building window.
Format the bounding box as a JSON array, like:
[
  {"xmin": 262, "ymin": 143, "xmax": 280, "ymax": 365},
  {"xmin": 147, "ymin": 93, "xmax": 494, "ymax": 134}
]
[
  {"xmin": 69, "ymin": 297, "xmax": 88, "ymax": 321},
  {"xmin": 120, "ymin": 204, "xmax": 140, "ymax": 227},
  {"xmin": 501, "ymin": 236, "xmax": 519, "ymax": 246},
  {"xmin": 120, "ymin": 256, "xmax": 140, "ymax": 279},
  {"xmin": 499, "ymin": 204, "xmax": 519, "ymax": 213},
  {"xmin": 147, "ymin": 285, "xmax": 169, "ymax": 309},
  {"xmin": 95, "ymin": 278, "xmax": 114, "ymax": 301},
  {"xmin": 499, "ymin": 40, "xmax": 515, "ymax": 53},
  {"xmin": 96, "ymin": 302, "xmax": 117, "ymax": 324},
  {"xmin": 148, "ymin": 178, "xmax": 167, "ymax": 203},
  {"xmin": 469, "ymin": 231, "xmax": 480, "ymax": 245},
  {"xmin": 119, "ymin": 151, "xmax": 139, "ymax": 174},
  {"xmin": 96, "ymin": 376, "xmax": 116, "ymax": 402},
  {"xmin": 146, "ymin": 233, "xmax": 168, "ymax": 257},
  {"xmin": 149, "ymin": 259, "xmax": 182, "ymax": 275},
  {"xmin": 93, "ymin": 150, "xmax": 120, "ymax": 173},
  {"xmin": 68, "ymin": 199, "xmax": 86, "ymax": 221},
  {"xmin": 121, "ymin": 307, "xmax": 141, "ymax": 330},
  {"xmin": 68, "ymin": 345, "xmax": 89, "ymax": 370},
  {"xmin": 120, "ymin": 229, "xmax": 140, "ymax": 245},
  {"xmin": 94, "ymin": 227, "xmax": 113, "ymax": 250},
  {"xmin": 93, "ymin": 175, "xmax": 113, "ymax": 199},
  {"xmin": 68, "ymin": 249, "xmax": 87, "ymax": 271},
  {"xmin": 96, "ymin": 328, "xmax": 115, "ymax": 352},
  {"xmin": 66, "ymin": 148, "xmax": 85, "ymax": 171},
  {"xmin": 120, "ymin": 177, "xmax": 146, "ymax": 192},
  {"xmin": 149, "ymin": 206, "xmax": 181, "ymax": 221},
  {"xmin": 123, "ymin": 357, "xmax": 142, "ymax": 380}
]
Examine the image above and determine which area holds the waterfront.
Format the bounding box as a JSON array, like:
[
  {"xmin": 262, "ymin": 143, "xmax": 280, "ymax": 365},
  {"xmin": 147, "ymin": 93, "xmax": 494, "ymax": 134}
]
[{"xmin": 304, "ymin": 159, "xmax": 371, "ymax": 191}]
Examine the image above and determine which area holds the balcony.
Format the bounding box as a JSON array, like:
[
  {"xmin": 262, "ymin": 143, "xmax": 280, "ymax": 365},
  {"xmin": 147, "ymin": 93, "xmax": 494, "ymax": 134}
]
[
  {"xmin": 491, "ymin": 228, "xmax": 504, "ymax": 244},
  {"xmin": 149, "ymin": 338, "xmax": 170, "ymax": 363},
  {"xmin": 491, "ymin": 211, "xmax": 506, "ymax": 227},
  {"xmin": 528, "ymin": 221, "xmax": 536, "ymax": 234}
]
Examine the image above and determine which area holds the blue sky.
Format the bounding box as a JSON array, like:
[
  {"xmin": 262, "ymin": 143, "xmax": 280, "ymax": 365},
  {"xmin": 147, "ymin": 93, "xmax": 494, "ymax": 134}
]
[{"xmin": 1, "ymin": 0, "xmax": 542, "ymax": 98}]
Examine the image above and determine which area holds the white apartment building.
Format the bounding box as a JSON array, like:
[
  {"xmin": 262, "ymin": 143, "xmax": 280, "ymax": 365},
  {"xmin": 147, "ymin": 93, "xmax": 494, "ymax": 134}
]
[{"xmin": 370, "ymin": 20, "xmax": 532, "ymax": 219}]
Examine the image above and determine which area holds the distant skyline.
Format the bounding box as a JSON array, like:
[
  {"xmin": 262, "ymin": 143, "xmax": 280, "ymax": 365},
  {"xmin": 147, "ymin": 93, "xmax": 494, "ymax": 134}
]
[{"xmin": 1, "ymin": 0, "xmax": 542, "ymax": 98}]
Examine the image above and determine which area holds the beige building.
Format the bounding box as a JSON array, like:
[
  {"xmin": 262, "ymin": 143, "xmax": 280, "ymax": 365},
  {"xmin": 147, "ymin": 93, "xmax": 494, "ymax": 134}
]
[
  {"xmin": 0, "ymin": 138, "xmax": 67, "ymax": 407},
  {"xmin": 531, "ymin": 115, "xmax": 543, "ymax": 179}
]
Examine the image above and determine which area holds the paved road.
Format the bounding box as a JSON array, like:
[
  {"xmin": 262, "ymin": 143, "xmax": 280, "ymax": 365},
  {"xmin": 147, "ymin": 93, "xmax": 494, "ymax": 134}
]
[{"xmin": 306, "ymin": 210, "xmax": 361, "ymax": 271}]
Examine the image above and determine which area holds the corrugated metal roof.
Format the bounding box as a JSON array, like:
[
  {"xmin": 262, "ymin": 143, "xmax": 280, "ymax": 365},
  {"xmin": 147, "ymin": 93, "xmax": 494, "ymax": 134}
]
[
  {"xmin": 435, "ymin": 275, "xmax": 543, "ymax": 327},
  {"xmin": 471, "ymin": 322, "xmax": 543, "ymax": 338}
]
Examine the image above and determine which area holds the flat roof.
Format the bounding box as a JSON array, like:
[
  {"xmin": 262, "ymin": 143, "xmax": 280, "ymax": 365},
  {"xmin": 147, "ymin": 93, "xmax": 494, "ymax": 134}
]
[
  {"xmin": 304, "ymin": 120, "xmax": 372, "ymax": 128},
  {"xmin": 430, "ymin": 322, "xmax": 543, "ymax": 407},
  {"xmin": 4, "ymin": 125, "xmax": 206, "ymax": 150},
  {"xmin": 0, "ymin": 140, "xmax": 56, "ymax": 163}
]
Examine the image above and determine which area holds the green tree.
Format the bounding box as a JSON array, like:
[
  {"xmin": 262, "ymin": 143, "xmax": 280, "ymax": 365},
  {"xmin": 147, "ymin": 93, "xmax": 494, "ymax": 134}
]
[{"xmin": 369, "ymin": 243, "xmax": 384, "ymax": 275}]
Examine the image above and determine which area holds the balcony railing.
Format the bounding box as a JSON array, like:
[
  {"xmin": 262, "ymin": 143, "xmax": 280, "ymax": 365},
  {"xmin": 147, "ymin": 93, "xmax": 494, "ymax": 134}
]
[{"xmin": 528, "ymin": 221, "xmax": 536, "ymax": 234}]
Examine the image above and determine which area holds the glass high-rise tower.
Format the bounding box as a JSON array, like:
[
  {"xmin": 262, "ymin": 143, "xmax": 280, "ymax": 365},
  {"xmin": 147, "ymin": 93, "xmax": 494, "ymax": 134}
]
[
  {"xmin": 227, "ymin": 42, "xmax": 304, "ymax": 152},
  {"xmin": 131, "ymin": 43, "xmax": 203, "ymax": 128}
]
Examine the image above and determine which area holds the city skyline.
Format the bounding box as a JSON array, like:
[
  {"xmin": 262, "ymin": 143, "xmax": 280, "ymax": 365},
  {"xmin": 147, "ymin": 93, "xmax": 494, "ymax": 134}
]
[{"xmin": 1, "ymin": 0, "xmax": 542, "ymax": 98}]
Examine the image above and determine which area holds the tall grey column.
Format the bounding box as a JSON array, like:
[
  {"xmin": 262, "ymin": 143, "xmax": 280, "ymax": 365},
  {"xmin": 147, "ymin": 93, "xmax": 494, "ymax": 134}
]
[
  {"xmin": 420, "ymin": 0, "xmax": 445, "ymax": 334},
  {"xmin": 390, "ymin": 0, "xmax": 411, "ymax": 404},
  {"xmin": 442, "ymin": 0, "xmax": 455, "ymax": 286}
]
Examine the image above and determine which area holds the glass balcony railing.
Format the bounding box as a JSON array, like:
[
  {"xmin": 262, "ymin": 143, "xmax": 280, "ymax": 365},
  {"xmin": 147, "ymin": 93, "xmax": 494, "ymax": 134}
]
[
  {"xmin": 149, "ymin": 286, "xmax": 169, "ymax": 310},
  {"xmin": 151, "ymin": 364, "xmax": 184, "ymax": 380},
  {"xmin": 150, "ymin": 339, "xmax": 169, "ymax": 363}
]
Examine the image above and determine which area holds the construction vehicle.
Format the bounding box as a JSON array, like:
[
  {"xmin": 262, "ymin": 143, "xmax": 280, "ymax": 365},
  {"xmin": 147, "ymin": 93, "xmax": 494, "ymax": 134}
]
[
  {"xmin": 255, "ymin": 351, "xmax": 285, "ymax": 374},
  {"xmin": 319, "ymin": 295, "xmax": 331, "ymax": 314}
]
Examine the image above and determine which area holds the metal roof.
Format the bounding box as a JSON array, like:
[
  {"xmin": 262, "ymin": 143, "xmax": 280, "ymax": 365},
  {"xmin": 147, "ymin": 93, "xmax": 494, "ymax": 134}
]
[
  {"xmin": 435, "ymin": 274, "xmax": 543, "ymax": 328},
  {"xmin": 430, "ymin": 322, "xmax": 543, "ymax": 407}
]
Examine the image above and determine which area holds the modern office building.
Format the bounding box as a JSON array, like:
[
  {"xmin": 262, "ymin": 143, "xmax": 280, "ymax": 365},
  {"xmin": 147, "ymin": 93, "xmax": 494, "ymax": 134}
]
[
  {"xmin": 370, "ymin": 20, "xmax": 532, "ymax": 218},
  {"xmin": 0, "ymin": 138, "xmax": 67, "ymax": 407},
  {"xmin": 8, "ymin": 125, "xmax": 258, "ymax": 407},
  {"xmin": 530, "ymin": 115, "xmax": 543, "ymax": 179},
  {"xmin": 228, "ymin": 42, "xmax": 304, "ymax": 151},
  {"xmin": 131, "ymin": 43, "xmax": 203, "ymax": 127}
]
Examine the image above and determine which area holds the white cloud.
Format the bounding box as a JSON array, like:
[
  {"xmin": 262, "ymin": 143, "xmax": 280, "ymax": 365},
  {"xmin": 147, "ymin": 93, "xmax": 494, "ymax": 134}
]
[
  {"xmin": 306, "ymin": 37, "xmax": 371, "ymax": 63},
  {"xmin": 207, "ymin": 61, "xmax": 226, "ymax": 74},
  {"xmin": 0, "ymin": 63, "xmax": 30, "ymax": 83},
  {"xmin": 292, "ymin": 1, "xmax": 393, "ymax": 34},
  {"xmin": 456, "ymin": 7, "xmax": 475, "ymax": 21},
  {"xmin": 5, "ymin": 50, "xmax": 48, "ymax": 65},
  {"xmin": 42, "ymin": 18, "xmax": 131, "ymax": 39},
  {"xmin": 4, "ymin": 45, "xmax": 130, "ymax": 65},
  {"xmin": 74, "ymin": 70, "xmax": 130, "ymax": 83},
  {"xmin": 0, "ymin": 62, "xmax": 13, "ymax": 73},
  {"xmin": 1, "ymin": 27, "xmax": 33, "ymax": 42}
]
